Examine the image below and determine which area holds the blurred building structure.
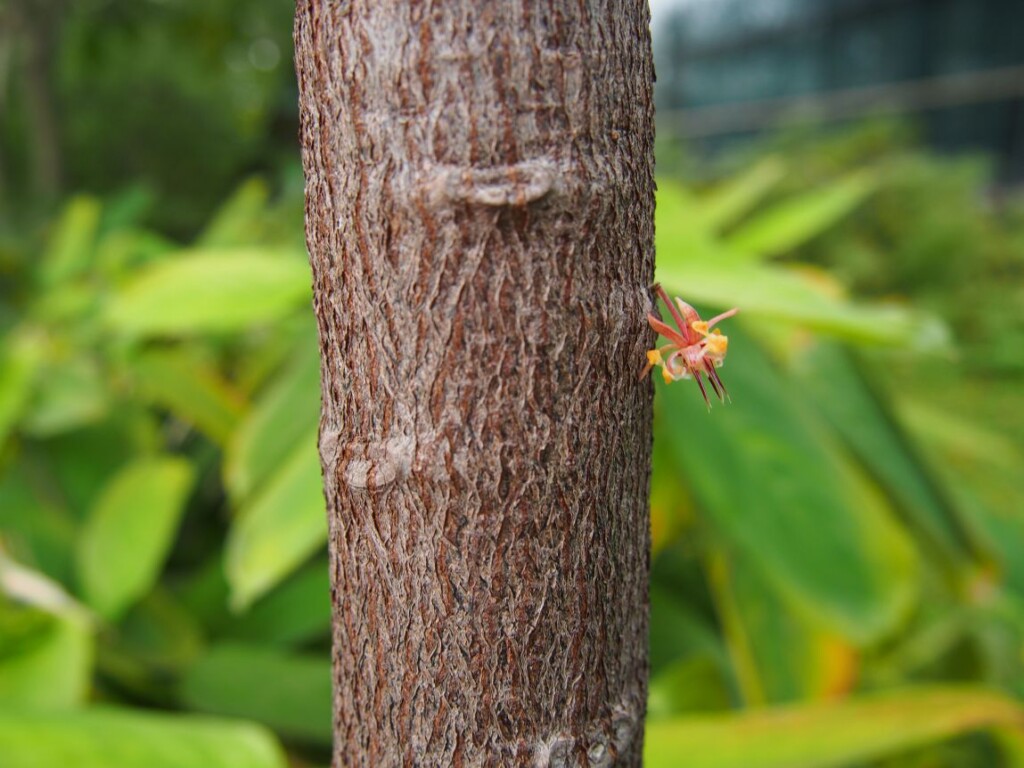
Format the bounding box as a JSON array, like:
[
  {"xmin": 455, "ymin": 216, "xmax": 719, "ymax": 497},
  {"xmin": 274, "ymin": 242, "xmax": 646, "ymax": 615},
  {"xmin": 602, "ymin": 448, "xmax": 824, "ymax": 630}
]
[{"xmin": 654, "ymin": 0, "xmax": 1024, "ymax": 181}]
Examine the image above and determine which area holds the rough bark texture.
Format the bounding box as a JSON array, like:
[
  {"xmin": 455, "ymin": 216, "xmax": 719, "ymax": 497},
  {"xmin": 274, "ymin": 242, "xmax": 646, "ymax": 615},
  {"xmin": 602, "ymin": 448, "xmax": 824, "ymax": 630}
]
[{"xmin": 295, "ymin": 1, "xmax": 655, "ymax": 765}]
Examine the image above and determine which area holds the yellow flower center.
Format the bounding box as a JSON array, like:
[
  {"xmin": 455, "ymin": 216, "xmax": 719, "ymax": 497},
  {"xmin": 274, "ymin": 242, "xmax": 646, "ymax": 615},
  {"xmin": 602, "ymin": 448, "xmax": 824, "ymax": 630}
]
[{"xmin": 704, "ymin": 333, "xmax": 728, "ymax": 357}]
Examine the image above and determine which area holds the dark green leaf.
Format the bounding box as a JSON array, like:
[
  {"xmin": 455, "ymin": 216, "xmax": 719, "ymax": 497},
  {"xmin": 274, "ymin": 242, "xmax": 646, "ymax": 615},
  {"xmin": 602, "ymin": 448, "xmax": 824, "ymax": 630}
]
[
  {"xmin": 658, "ymin": 326, "xmax": 917, "ymax": 644},
  {"xmin": 797, "ymin": 345, "xmax": 980, "ymax": 566},
  {"xmin": 220, "ymin": 559, "xmax": 330, "ymax": 648}
]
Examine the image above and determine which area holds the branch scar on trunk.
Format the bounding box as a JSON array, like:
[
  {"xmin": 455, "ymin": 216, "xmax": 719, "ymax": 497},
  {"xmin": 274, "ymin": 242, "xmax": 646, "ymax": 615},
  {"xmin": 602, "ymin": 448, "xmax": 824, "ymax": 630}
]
[
  {"xmin": 424, "ymin": 158, "xmax": 558, "ymax": 207},
  {"xmin": 343, "ymin": 435, "xmax": 416, "ymax": 490}
]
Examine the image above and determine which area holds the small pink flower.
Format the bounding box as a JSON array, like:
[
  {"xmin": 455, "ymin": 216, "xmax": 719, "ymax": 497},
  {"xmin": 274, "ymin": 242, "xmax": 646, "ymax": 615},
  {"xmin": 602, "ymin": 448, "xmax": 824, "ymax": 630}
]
[{"xmin": 641, "ymin": 284, "xmax": 738, "ymax": 408}]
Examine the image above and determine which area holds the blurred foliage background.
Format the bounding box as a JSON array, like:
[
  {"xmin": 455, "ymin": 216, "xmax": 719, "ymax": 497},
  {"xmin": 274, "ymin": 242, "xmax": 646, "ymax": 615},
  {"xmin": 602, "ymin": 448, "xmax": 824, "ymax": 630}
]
[{"xmin": 1, "ymin": 1, "xmax": 1023, "ymax": 767}]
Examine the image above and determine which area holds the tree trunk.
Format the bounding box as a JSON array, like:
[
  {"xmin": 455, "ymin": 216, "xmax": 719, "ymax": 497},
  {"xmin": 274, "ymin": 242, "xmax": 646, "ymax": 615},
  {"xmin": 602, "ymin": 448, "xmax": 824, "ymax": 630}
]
[{"xmin": 295, "ymin": 2, "xmax": 655, "ymax": 765}]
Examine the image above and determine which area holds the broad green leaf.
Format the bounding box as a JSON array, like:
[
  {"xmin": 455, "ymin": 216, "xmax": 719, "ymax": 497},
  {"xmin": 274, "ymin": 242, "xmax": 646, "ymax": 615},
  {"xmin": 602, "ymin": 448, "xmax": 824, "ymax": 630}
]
[
  {"xmin": 104, "ymin": 250, "xmax": 311, "ymax": 336},
  {"xmin": 896, "ymin": 399, "xmax": 1024, "ymax": 597},
  {"xmin": 180, "ymin": 644, "xmax": 332, "ymax": 744},
  {"xmin": 39, "ymin": 196, "xmax": 101, "ymax": 286},
  {"xmin": 0, "ymin": 601, "xmax": 92, "ymax": 709},
  {"xmin": 657, "ymin": 258, "xmax": 947, "ymax": 349},
  {"xmin": 197, "ymin": 178, "xmax": 270, "ymax": 247},
  {"xmin": 697, "ymin": 157, "xmax": 786, "ymax": 232},
  {"xmin": 658, "ymin": 326, "xmax": 918, "ymax": 644},
  {"xmin": 710, "ymin": 551, "xmax": 858, "ymax": 707},
  {"xmin": 220, "ymin": 559, "xmax": 330, "ymax": 648},
  {"xmin": 225, "ymin": 345, "xmax": 321, "ymax": 501},
  {"xmin": 797, "ymin": 345, "xmax": 980, "ymax": 566},
  {"xmin": 725, "ymin": 170, "xmax": 878, "ymax": 257},
  {"xmin": 644, "ymin": 687, "xmax": 1024, "ymax": 768},
  {"xmin": 126, "ymin": 347, "xmax": 246, "ymax": 445},
  {"xmin": 77, "ymin": 457, "xmax": 194, "ymax": 620},
  {"xmin": 0, "ymin": 330, "xmax": 42, "ymax": 446},
  {"xmin": 0, "ymin": 708, "xmax": 287, "ymax": 768},
  {"xmin": 225, "ymin": 438, "xmax": 326, "ymax": 610}
]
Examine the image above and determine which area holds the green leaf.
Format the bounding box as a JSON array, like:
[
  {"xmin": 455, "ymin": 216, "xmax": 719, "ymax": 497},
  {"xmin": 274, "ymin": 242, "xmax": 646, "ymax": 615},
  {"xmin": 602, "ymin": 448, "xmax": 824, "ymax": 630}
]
[
  {"xmin": 644, "ymin": 687, "xmax": 1024, "ymax": 768},
  {"xmin": 658, "ymin": 326, "xmax": 918, "ymax": 644},
  {"xmin": 896, "ymin": 399, "xmax": 1024, "ymax": 597},
  {"xmin": 0, "ymin": 601, "xmax": 92, "ymax": 709},
  {"xmin": 39, "ymin": 196, "xmax": 101, "ymax": 286},
  {"xmin": 126, "ymin": 347, "xmax": 246, "ymax": 445},
  {"xmin": 0, "ymin": 468, "xmax": 78, "ymax": 585},
  {"xmin": 104, "ymin": 249, "xmax": 311, "ymax": 336},
  {"xmin": 225, "ymin": 437, "xmax": 326, "ymax": 610},
  {"xmin": 655, "ymin": 180, "xmax": 947, "ymax": 349},
  {"xmin": 180, "ymin": 644, "xmax": 332, "ymax": 744},
  {"xmin": 708, "ymin": 552, "xmax": 857, "ymax": 707},
  {"xmin": 660, "ymin": 258, "xmax": 947, "ymax": 349},
  {"xmin": 656, "ymin": 180, "xmax": 726, "ymax": 264},
  {"xmin": 219, "ymin": 559, "xmax": 330, "ymax": 648},
  {"xmin": 99, "ymin": 590, "xmax": 205, "ymax": 689},
  {"xmin": 225, "ymin": 345, "xmax": 321, "ymax": 501},
  {"xmin": 796, "ymin": 345, "xmax": 980, "ymax": 566},
  {"xmin": 20, "ymin": 354, "xmax": 108, "ymax": 437},
  {"xmin": 647, "ymin": 656, "xmax": 733, "ymax": 719},
  {"xmin": 697, "ymin": 158, "xmax": 786, "ymax": 232},
  {"xmin": 725, "ymin": 170, "xmax": 878, "ymax": 257},
  {"xmin": 77, "ymin": 457, "xmax": 195, "ymax": 620},
  {"xmin": 197, "ymin": 178, "xmax": 271, "ymax": 247},
  {"xmin": 0, "ymin": 330, "xmax": 43, "ymax": 446},
  {"xmin": 39, "ymin": 413, "xmax": 162, "ymax": 519},
  {"xmin": 649, "ymin": 582, "xmax": 726, "ymax": 676},
  {"xmin": 0, "ymin": 707, "xmax": 287, "ymax": 768}
]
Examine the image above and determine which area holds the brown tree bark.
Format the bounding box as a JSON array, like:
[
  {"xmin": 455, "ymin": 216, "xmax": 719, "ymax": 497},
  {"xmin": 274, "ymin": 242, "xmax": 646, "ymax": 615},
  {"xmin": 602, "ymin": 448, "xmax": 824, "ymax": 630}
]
[{"xmin": 295, "ymin": 2, "xmax": 655, "ymax": 765}]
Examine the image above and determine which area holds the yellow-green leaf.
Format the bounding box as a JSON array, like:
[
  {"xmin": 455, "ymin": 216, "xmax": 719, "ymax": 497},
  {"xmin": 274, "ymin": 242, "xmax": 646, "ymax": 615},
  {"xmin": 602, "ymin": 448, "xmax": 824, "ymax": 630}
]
[
  {"xmin": 645, "ymin": 687, "xmax": 1024, "ymax": 768},
  {"xmin": 225, "ymin": 345, "xmax": 320, "ymax": 502},
  {"xmin": 104, "ymin": 250, "xmax": 311, "ymax": 336},
  {"xmin": 225, "ymin": 438, "xmax": 325, "ymax": 610},
  {"xmin": 0, "ymin": 708, "xmax": 287, "ymax": 768},
  {"xmin": 725, "ymin": 171, "xmax": 878, "ymax": 257},
  {"xmin": 77, "ymin": 457, "xmax": 195, "ymax": 620}
]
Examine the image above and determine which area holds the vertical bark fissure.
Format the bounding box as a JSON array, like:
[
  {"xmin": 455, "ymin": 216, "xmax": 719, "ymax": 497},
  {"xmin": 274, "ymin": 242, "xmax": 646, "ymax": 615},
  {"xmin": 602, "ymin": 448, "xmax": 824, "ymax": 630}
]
[{"xmin": 296, "ymin": 1, "xmax": 655, "ymax": 765}]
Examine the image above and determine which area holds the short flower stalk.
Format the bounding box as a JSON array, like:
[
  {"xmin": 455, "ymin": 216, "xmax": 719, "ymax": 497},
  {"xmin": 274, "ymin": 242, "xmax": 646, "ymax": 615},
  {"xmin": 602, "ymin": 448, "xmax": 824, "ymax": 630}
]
[{"xmin": 641, "ymin": 283, "xmax": 739, "ymax": 408}]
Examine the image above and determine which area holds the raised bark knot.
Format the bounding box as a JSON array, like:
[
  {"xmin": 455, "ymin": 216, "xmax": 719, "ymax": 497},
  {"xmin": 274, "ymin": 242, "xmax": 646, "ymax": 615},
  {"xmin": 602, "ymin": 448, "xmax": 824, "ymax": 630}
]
[
  {"xmin": 425, "ymin": 158, "xmax": 557, "ymax": 207},
  {"xmin": 343, "ymin": 435, "xmax": 415, "ymax": 491}
]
